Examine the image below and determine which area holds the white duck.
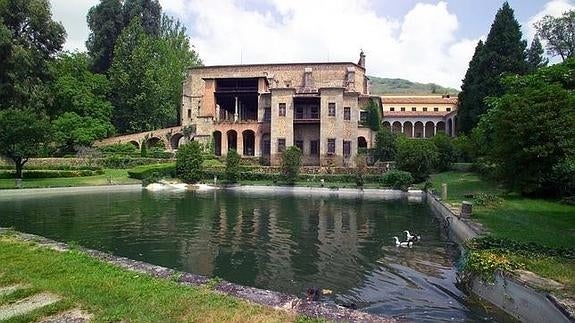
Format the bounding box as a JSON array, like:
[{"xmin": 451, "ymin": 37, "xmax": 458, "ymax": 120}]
[
  {"xmin": 393, "ymin": 236, "xmax": 413, "ymax": 247},
  {"xmin": 404, "ymin": 230, "xmax": 421, "ymax": 243}
]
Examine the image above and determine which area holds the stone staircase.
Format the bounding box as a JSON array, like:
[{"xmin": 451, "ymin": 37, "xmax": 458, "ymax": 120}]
[{"xmin": 0, "ymin": 284, "xmax": 90, "ymax": 322}]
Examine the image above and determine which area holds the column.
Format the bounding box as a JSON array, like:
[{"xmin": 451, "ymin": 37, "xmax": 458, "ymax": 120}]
[
  {"xmin": 234, "ymin": 96, "xmax": 239, "ymax": 122},
  {"xmin": 433, "ymin": 123, "xmax": 437, "ymax": 136},
  {"xmin": 411, "ymin": 122, "xmax": 415, "ymax": 137}
]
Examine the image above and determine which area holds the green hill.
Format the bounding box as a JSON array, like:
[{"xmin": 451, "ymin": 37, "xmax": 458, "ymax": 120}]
[{"xmin": 368, "ymin": 76, "xmax": 459, "ymax": 95}]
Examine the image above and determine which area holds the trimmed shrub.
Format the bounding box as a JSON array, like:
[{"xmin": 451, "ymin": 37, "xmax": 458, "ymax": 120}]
[
  {"xmin": 225, "ymin": 150, "xmax": 241, "ymax": 183},
  {"xmin": 354, "ymin": 154, "xmax": 368, "ymax": 187},
  {"xmin": 176, "ymin": 142, "xmax": 204, "ymax": 183},
  {"xmin": 380, "ymin": 170, "xmax": 413, "ymax": 191},
  {"xmin": 395, "ymin": 138, "xmax": 438, "ymax": 182},
  {"xmin": 374, "ymin": 128, "xmax": 397, "ymax": 162},
  {"xmin": 99, "ymin": 143, "xmax": 139, "ymax": 156},
  {"xmin": 281, "ymin": 146, "xmax": 302, "ymax": 184},
  {"xmin": 0, "ymin": 169, "xmax": 103, "ymax": 179},
  {"xmin": 127, "ymin": 163, "xmax": 176, "ymax": 180}
]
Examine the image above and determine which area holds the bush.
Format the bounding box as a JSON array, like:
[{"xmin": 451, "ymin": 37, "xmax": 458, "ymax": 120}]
[
  {"xmin": 0, "ymin": 169, "xmax": 103, "ymax": 179},
  {"xmin": 452, "ymin": 134, "xmax": 475, "ymax": 163},
  {"xmin": 225, "ymin": 150, "xmax": 241, "ymax": 183},
  {"xmin": 176, "ymin": 142, "xmax": 204, "ymax": 183},
  {"xmin": 472, "ymin": 192, "xmax": 503, "ymax": 208},
  {"xmin": 395, "ymin": 138, "xmax": 438, "ymax": 182},
  {"xmin": 202, "ymin": 159, "xmax": 223, "ymax": 167},
  {"xmin": 99, "ymin": 143, "xmax": 139, "ymax": 156},
  {"xmin": 127, "ymin": 163, "xmax": 176, "ymax": 180},
  {"xmin": 432, "ymin": 133, "xmax": 456, "ymax": 171},
  {"xmin": 552, "ymin": 156, "xmax": 575, "ymax": 197},
  {"xmin": 374, "ymin": 128, "xmax": 397, "ymax": 162},
  {"xmin": 354, "ymin": 155, "xmax": 368, "ymax": 187},
  {"xmin": 140, "ymin": 142, "xmax": 148, "ymax": 157},
  {"xmin": 281, "ymin": 146, "xmax": 302, "ymax": 184},
  {"xmin": 381, "ymin": 170, "xmax": 413, "ymax": 191}
]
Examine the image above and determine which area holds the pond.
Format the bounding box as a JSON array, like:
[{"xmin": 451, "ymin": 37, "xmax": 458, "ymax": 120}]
[{"xmin": 0, "ymin": 188, "xmax": 511, "ymax": 322}]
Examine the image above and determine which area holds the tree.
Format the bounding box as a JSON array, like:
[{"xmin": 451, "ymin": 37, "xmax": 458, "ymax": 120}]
[
  {"xmin": 176, "ymin": 142, "xmax": 204, "ymax": 183},
  {"xmin": 122, "ymin": 0, "xmax": 161, "ymax": 36},
  {"xmin": 395, "ymin": 138, "xmax": 438, "ymax": 182},
  {"xmin": 225, "ymin": 149, "xmax": 240, "ymax": 183},
  {"xmin": 431, "ymin": 133, "xmax": 456, "ymax": 171},
  {"xmin": 535, "ymin": 10, "xmax": 575, "ymax": 61},
  {"xmin": 526, "ymin": 36, "xmax": 549, "ymax": 72},
  {"xmin": 281, "ymin": 146, "xmax": 302, "ymax": 184},
  {"xmin": 365, "ymin": 99, "xmax": 381, "ymax": 131},
  {"xmin": 86, "ymin": 0, "xmax": 124, "ymax": 73},
  {"xmin": 354, "ymin": 154, "xmax": 368, "ymax": 187},
  {"xmin": 476, "ymin": 59, "xmax": 575, "ymax": 196},
  {"xmin": 109, "ymin": 16, "xmax": 201, "ymax": 133},
  {"xmin": 374, "ymin": 128, "xmax": 397, "ymax": 162},
  {"xmin": 0, "ymin": 0, "xmax": 65, "ymax": 110},
  {"xmin": 52, "ymin": 112, "xmax": 113, "ymax": 152},
  {"xmin": 0, "ymin": 109, "xmax": 52, "ymax": 181},
  {"xmin": 457, "ymin": 2, "xmax": 528, "ymax": 133}
]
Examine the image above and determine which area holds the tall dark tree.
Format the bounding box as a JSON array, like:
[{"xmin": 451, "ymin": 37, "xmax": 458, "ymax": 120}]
[
  {"xmin": 457, "ymin": 40, "xmax": 485, "ymax": 134},
  {"xmin": 526, "ymin": 36, "xmax": 548, "ymax": 72},
  {"xmin": 0, "ymin": 0, "xmax": 65, "ymax": 110},
  {"xmin": 457, "ymin": 2, "xmax": 528, "ymax": 133},
  {"xmin": 123, "ymin": 0, "xmax": 161, "ymax": 36},
  {"xmin": 86, "ymin": 0, "xmax": 123, "ymax": 74}
]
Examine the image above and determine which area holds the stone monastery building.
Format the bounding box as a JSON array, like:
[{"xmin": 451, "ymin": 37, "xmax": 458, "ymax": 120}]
[{"xmin": 96, "ymin": 52, "xmax": 458, "ymax": 165}]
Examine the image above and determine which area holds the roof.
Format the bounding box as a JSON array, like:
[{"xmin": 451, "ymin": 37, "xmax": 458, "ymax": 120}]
[
  {"xmin": 189, "ymin": 61, "xmax": 365, "ymax": 71},
  {"xmin": 381, "ymin": 96, "xmax": 458, "ymax": 105},
  {"xmin": 384, "ymin": 111, "xmax": 453, "ymax": 117}
]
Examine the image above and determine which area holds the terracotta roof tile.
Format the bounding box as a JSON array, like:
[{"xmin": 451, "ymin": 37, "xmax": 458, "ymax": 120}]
[
  {"xmin": 384, "ymin": 111, "xmax": 452, "ymax": 117},
  {"xmin": 381, "ymin": 97, "xmax": 458, "ymax": 105}
]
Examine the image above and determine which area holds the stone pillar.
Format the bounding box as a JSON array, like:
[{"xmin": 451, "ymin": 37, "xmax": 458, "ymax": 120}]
[
  {"xmin": 237, "ymin": 132, "xmax": 244, "ymax": 156},
  {"xmin": 254, "ymin": 132, "xmax": 261, "ymax": 157},
  {"xmin": 441, "ymin": 183, "xmax": 447, "ymax": 200},
  {"xmin": 234, "ymin": 96, "xmax": 239, "ymax": 122},
  {"xmin": 433, "ymin": 124, "xmax": 437, "ymax": 136},
  {"xmin": 215, "ymin": 104, "xmax": 220, "ymax": 122},
  {"xmin": 411, "ymin": 124, "xmax": 415, "ymax": 138},
  {"xmin": 461, "ymin": 201, "xmax": 473, "ymax": 218},
  {"xmin": 401, "ymin": 124, "xmax": 404, "ymax": 135}
]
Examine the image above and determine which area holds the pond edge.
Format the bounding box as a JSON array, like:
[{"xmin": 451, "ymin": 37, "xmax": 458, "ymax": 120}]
[{"xmin": 426, "ymin": 191, "xmax": 574, "ymax": 323}]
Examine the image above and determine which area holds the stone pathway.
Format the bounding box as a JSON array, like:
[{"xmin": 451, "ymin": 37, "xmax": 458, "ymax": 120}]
[{"xmin": 0, "ymin": 283, "xmax": 91, "ymax": 322}]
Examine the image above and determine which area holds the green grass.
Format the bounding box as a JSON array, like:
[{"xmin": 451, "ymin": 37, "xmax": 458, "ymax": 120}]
[
  {"xmin": 0, "ymin": 237, "xmax": 300, "ymax": 322},
  {"xmin": 0, "ymin": 169, "xmax": 140, "ymax": 189},
  {"xmin": 429, "ymin": 171, "xmax": 575, "ymax": 295}
]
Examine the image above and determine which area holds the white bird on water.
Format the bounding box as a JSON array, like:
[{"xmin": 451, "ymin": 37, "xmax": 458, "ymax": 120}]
[
  {"xmin": 404, "ymin": 230, "xmax": 421, "ymax": 242},
  {"xmin": 393, "ymin": 236, "xmax": 413, "ymax": 247}
]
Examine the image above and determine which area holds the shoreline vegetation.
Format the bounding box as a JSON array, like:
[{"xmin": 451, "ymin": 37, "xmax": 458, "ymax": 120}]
[{"xmin": 0, "ymin": 235, "xmax": 319, "ymax": 323}]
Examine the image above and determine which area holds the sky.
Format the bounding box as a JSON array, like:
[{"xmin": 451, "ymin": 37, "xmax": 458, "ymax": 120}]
[{"xmin": 49, "ymin": 0, "xmax": 575, "ymax": 89}]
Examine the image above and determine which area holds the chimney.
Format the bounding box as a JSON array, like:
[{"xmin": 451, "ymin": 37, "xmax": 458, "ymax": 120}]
[{"xmin": 358, "ymin": 50, "xmax": 365, "ymax": 68}]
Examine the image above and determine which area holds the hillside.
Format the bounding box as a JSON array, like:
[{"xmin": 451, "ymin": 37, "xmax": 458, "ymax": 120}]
[{"xmin": 369, "ymin": 76, "xmax": 459, "ymax": 95}]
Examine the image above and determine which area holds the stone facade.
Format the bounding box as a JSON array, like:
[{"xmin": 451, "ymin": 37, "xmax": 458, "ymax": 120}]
[{"xmin": 183, "ymin": 52, "xmax": 378, "ymax": 166}]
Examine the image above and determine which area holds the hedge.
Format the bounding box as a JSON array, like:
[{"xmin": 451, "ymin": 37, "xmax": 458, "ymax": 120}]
[
  {"xmin": 127, "ymin": 163, "xmax": 176, "ymax": 180},
  {"xmin": 0, "ymin": 165, "xmax": 102, "ymax": 171},
  {"xmin": 0, "ymin": 169, "xmax": 105, "ymax": 179}
]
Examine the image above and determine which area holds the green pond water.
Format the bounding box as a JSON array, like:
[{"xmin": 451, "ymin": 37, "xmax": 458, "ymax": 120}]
[{"xmin": 0, "ymin": 188, "xmax": 512, "ymax": 322}]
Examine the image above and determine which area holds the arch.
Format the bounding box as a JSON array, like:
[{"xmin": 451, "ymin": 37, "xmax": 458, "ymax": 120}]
[
  {"xmin": 129, "ymin": 140, "xmax": 140, "ymax": 149},
  {"xmin": 358, "ymin": 136, "xmax": 368, "ymax": 151},
  {"xmin": 242, "ymin": 130, "xmax": 255, "ymax": 156},
  {"xmin": 392, "ymin": 121, "xmax": 402, "ymax": 134},
  {"xmin": 403, "ymin": 121, "xmax": 413, "ymax": 138},
  {"xmin": 436, "ymin": 121, "xmax": 446, "ymax": 135},
  {"xmin": 170, "ymin": 133, "xmax": 184, "ymax": 150},
  {"xmin": 227, "ymin": 130, "xmax": 237, "ymax": 152},
  {"xmin": 213, "ymin": 131, "xmax": 222, "ymax": 156},
  {"xmin": 447, "ymin": 118, "xmax": 453, "ymax": 137},
  {"xmin": 146, "ymin": 137, "xmax": 163, "ymax": 149},
  {"xmin": 414, "ymin": 121, "xmax": 424, "ymax": 138},
  {"xmin": 261, "ymin": 133, "xmax": 271, "ymax": 156},
  {"xmin": 425, "ymin": 122, "xmax": 434, "ymax": 138},
  {"xmin": 382, "ymin": 121, "xmax": 391, "ymax": 131}
]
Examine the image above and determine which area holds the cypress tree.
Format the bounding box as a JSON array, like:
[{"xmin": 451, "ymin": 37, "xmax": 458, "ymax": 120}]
[
  {"xmin": 457, "ymin": 2, "xmax": 528, "ymax": 134},
  {"xmin": 526, "ymin": 36, "xmax": 548, "ymax": 72},
  {"xmin": 86, "ymin": 0, "xmax": 124, "ymax": 74}
]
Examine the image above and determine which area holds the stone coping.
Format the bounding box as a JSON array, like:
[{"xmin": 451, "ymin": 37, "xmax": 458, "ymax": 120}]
[
  {"xmin": 0, "ymin": 185, "xmax": 142, "ymax": 199},
  {"xmin": 0, "ymin": 229, "xmax": 397, "ymax": 322},
  {"xmin": 426, "ymin": 192, "xmax": 574, "ymax": 322},
  {"xmin": 224, "ymin": 184, "xmax": 424, "ymax": 199}
]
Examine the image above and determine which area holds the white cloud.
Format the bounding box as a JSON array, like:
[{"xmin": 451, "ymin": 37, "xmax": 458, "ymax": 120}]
[
  {"xmin": 525, "ymin": 0, "xmax": 575, "ymax": 42},
  {"xmin": 163, "ymin": 0, "xmax": 477, "ymax": 89}
]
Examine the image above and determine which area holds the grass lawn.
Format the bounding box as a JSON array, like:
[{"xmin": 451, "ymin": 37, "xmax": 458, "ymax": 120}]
[
  {"xmin": 429, "ymin": 171, "xmax": 575, "ymax": 294},
  {"xmin": 0, "ymin": 237, "xmax": 306, "ymax": 322},
  {"xmin": 0, "ymin": 169, "xmax": 140, "ymax": 189}
]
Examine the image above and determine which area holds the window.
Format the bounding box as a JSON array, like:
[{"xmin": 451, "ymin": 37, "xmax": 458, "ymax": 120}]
[
  {"xmin": 187, "ymin": 109, "xmax": 191, "ymax": 118},
  {"xmin": 343, "ymin": 140, "xmax": 351, "ymax": 157},
  {"xmin": 400, "ymin": 107, "xmax": 406, "ymax": 112},
  {"xmin": 310, "ymin": 140, "xmax": 319, "ymax": 155},
  {"xmin": 277, "ymin": 138, "xmax": 286, "ymax": 152},
  {"xmin": 264, "ymin": 107, "xmax": 271, "ymax": 121},
  {"xmin": 263, "ymin": 140, "xmax": 270, "ymax": 154},
  {"xmin": 423, "ymin": 107, "xmax": 428, "ymax": 112},
  {"xmin": 359, "ymin": 111, "xmax": 367, "ymax": 123},
  {"xmin": 311, "ymin": 106, "xmax": 319, "ymax": 119},
  {"xmin": 434, "ymin": 107, "xmax": 439, "ymax": 112},
  {"xmin": 446, "ymin": 107, "xmax": 452, "ymax": 112},
  {"xmin": 328, "ymin": 103, "xmax": 336, "ymax": 116},
  {"xmin": 412, "ymin": 107, "xmax": 416, "ymax": 112},
  {"xmin": 295, "ymin": 106, "xmax": 304, "ymax": 119},
  {"xmin": 295, "ymin": 140, "xmax": 304, "ymax": 152},
  {"xmin": 390, "ymin": 107, "xmax": 395, "ymax": 112},
  {"xmin": 279, "ymin": 103, "xmax": 286, "ymax": 116},
  {"xmin": 344, "ymin": 107, "xmax": 351, "ymax": 121},
  {"xmin": 327, "ymin": 138, "xmax": 336, "ymax": 154}
]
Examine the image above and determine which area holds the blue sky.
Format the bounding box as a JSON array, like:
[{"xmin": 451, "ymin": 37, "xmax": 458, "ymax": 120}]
[{"xmin": 50, "ymin": 0, "xmax": 574, "ymax": 88}]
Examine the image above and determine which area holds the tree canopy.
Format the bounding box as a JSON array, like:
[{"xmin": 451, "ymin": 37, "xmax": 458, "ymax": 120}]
[{"xmin": 535, "ymin": 10, "xmax": 575, "ymax": 61}]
